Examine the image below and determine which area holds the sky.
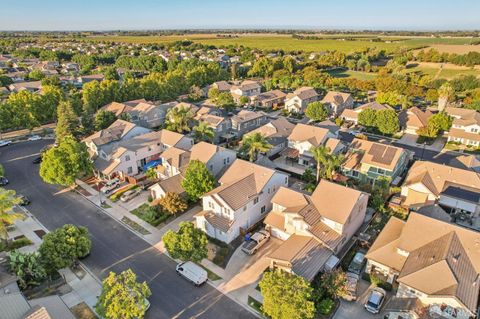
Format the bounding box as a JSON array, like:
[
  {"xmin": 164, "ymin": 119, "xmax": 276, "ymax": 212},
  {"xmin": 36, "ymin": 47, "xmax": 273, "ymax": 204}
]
[{"xmin": 1, "ymin": 0, "xmax": 479, "ymax": 31}]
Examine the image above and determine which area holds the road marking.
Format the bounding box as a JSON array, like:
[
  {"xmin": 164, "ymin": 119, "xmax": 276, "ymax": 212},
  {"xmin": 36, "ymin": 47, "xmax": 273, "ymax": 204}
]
[{"xmin": 6, "ymin": 152, "xmax": 40, "ymax": 162}]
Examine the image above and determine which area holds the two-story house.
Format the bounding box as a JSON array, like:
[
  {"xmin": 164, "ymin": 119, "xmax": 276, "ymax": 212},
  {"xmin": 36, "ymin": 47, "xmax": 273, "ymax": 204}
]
[
  {"xmin": 285, "ymin": 87, "xmax": 319, "ymax": 114},
  {"xmin": 252, "ymin": 90, "xmax": 286, "ymax": 109},
  {"xmin": 195, "ymin": 159, "xmax": 289, "ymax": 243},
  {"xmin": 399, "ymin": 106, "xmax": 434, "ymax": 135},
  {"xmin": 189, "ymin": 142, "xmax": 237, "ymax": 177},
  {"xmin": 400, "ymin": 161, "xmax": 480, "ymax": 215},
  {"xmin": 321, "ymin": 91, "xmax": 354, "ymax": 117},
  {"xmin": 230, "ymin": 80, "xmax": 261, "ymax": 103},
  {"xmin": 445, "ymin": 107, "xmax": 480, "ymax": 147},
  {"xmin": 284, "ymin": 123, "xmax": 342, "ymax": 167},
  {"xmin": 246, "ymin": 118, "xmax": 296, "ymax": 156},
  {"xmin": 340, "ymin": 102, "xmax": 391, "ymax": 125},
  {"xmin": 264, "ymin": 180, "xmax": 369, "ymax": 281},
  {"xmin": 230, "ymin": 110, "xmax": 268, "ymax": 138},
  {"xmin": 342, "ymin": 138, "xmax": 410, "ymax": 185},
  {"xmin": 365, "ymin": 212, "xmax": 480, "ymax": 319},
  {"xmin": 197, "ymin": 113, "xmax": 232, "ymax": 143}
]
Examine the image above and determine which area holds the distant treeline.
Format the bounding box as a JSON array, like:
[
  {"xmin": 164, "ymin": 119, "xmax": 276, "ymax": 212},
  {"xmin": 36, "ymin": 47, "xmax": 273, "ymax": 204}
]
[{"xmin": 415, "ymin": 48, "xmax": 480, "ymax": 66}]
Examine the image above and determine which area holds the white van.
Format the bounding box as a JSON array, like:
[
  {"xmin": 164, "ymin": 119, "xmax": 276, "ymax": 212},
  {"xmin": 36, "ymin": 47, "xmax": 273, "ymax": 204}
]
[{"xmin": 176, "ymin": 261, "xmax": 208, "ymax": 286}]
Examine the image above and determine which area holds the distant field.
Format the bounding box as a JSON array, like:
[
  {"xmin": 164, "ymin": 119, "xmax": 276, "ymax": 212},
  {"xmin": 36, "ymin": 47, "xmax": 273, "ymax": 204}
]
[
  {"xmin": 327, "ymin": 69, "xmax": 377, "ymax": 81},
  {"xmin": 417, "ymin": 44, "xmax": 480, "ymax": 54},
  {"xmin": 405, "ymin": 62, "xmax": 480, "ymax": 79},
  {"xmin": 85, "ymin": 34, "xmax": 478, "ymax": 54}
]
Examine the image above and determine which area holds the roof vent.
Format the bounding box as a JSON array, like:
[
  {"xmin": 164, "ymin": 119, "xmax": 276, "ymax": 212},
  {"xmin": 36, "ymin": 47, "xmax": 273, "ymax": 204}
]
[{"xmin": 452, "ymin": 253, "xmax": 461, "ymax": 263}]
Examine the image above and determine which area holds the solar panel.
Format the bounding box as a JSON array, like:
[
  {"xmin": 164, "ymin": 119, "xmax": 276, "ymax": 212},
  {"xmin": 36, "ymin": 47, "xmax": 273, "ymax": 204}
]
[
  {"xmin": 374, "ymin": 147, "xmax": 397, "ymax": 165},
  {"xmin": 368, "ymin": 143, "xmax": 386, "ymax": 156}
]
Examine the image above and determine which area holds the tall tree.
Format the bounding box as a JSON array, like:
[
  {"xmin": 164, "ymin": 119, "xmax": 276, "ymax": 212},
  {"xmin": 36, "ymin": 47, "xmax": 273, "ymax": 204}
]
[
  {"xmin": 193, "ymin": 121, "xmax": 215, "ymax": 143},
  {"xmin": 55, "ymin": 101, "xmax": 79, "ymax": 142},
  {"xmin": 162, "ymin": 222, "xmax": 208, "ymax": 262},
  {"xmin": 310, "ymin": 145, "xmax": 330, "ymax": 183},
  {"xmin": 96, "ymin": 269, "xmax": 151, "ymax": 319},
  {"xmin": 0, "ymin": 188, "xmax": 23, "ymax": 243},
  {"xmin": 241, "ymin": 133, "xmax": 273, "ymax": 162},
  {"xmin": 40, "ymin": 135, "xmax": 92, "ymax": 186},
  {"xmin": 165, "ymin": 106, "xmax": 194, "ymax": 133},
  {"xmin": 94, "ymin": 110, "xmax": 117, "ymax": 131},
  {"xmin": 158, "ymin": 192, "xmax": 187, "ymax": 216},
  {"xmin": 38, "ymin": 224, "xmax": 91, "ymax": 273},
  {"xmin": 358, "ymin": 108, "xmax": 377, "ymax": 128},
  {"xmin": 375, "ymin": 109, "xmax": 399, "ymax": 135},
  {"xmin": 181, "ymin": 160, "xmax": 215, "ymax": 201},
  {"xmin": 259, "ymin": 269, "xmax": 315, "ymax": 319},
  {"xmin": 305, "ymin": 101, "xmax": 328, "ymax": 122}
]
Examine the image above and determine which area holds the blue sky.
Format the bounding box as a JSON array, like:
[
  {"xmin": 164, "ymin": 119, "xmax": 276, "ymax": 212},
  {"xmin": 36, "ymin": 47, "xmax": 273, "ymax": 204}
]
[{"xmin": 1, "ymin": 0, "xmax": 479, "ymax": 31}]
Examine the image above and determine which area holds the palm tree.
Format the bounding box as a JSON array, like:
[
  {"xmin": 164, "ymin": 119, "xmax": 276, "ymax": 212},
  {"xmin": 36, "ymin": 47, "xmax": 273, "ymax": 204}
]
[
  {"xmin": 324, "ymin": 153, "xmax": 345, "ymax": 181},
  {"xmin": 165, "ymin": 106, "xmax": 194, "ymax": 133},
  {"xmin": 0, "ymin": 188, "xmax": 23, "ymax": 244},
  {"xmin": 193, "ymin": 121, "xmax": 215, "ymax": 143},
  {"xmin": 310, "ymin": 145, "xmax": 330, "ymax": 183},
  {"xmin": 241, "ymin": 133, "xmax": 272, "ymax": 162}
]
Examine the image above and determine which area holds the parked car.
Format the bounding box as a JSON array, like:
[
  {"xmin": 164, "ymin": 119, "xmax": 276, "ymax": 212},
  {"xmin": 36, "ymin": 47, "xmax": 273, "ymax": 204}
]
[
  {"xmin": 120, "ymin": 188, "xmax": 141, "ymax": 202},
  {"xmin": 32, "ymin": 156, "xmax": 42, "ymax": 164},
  {"xmin": 365, "ymin": 287, "xmax": 386, "ymax": 314},
  {"xmin": 17, "ymin": 195, "xmax": 30, "ymax": 206},
  {"xmin": 241, "ymin": 230, "xmax": 270, "ymax": 255},
  {"xmin": 27, "ymin": 135, "xmax": 41, "ymax": 141},
  {"xmin": 0, "ymin": 176, "xmax": 8, "ymax": 186},
  {"xmin": 176, "ymin": 261, "xmax": 208, "ymax": 286},
  {"xmin": 100, "ymin": 178, "xmax": 120, "ymax": 194},
  {"xmin": 347, "ymin": 252, "xmax": 366, "ymax": 275},
  {"xmin": 343, "ymin": 272, "xmax": 359, "ymax": 301},
  {"xmin": 0, "ymin": 140, "xmax": 12, "ymax": 147}
]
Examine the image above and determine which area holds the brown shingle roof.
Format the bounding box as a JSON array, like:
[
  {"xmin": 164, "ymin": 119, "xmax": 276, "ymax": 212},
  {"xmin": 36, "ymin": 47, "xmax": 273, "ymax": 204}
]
[
  {"xmin": 204, "ymin": 211, "xmax": 234, "ymax": 232},
  {"xmin": 288, "ymin": 123, "xmax": 331, "ymax": 146},
  {"xmin": 347, "ymin": 138, "xmax": 405, "ymax": 171}
]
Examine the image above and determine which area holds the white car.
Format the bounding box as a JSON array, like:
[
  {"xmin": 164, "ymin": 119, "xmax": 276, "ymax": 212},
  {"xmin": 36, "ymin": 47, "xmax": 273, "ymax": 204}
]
[
  {"xmin": 365, "ymin": 287, "xmax": 386, "ymax": 314},
  {"xmin": 100, "ymin": 178, "xmax": 120, "ymax": 194},
  {"xmin": 28, "ymin": 135, "xmax": 42, "ymax": 141},
  {"xmin": 176, "ymin": 261, "xmax": 208, "ymax": 286},
  {"xmin": 0, "ymin": 140, "xmax": 12, "ymax": 147}
]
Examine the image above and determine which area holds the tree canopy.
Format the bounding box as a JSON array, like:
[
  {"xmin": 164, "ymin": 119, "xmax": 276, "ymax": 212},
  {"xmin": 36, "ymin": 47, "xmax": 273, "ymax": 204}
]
[
  {"xmin": 162, "ymin": 222, "xmax": 208, "ymax": 262},
  {"xmin": 305, "ymin": 101, "xmax": 329, "ymax": 122},
  {"xmin": 375, "ymin": 109, "xmax": 399, "ymax": 135},
  {"xmin": 94, "ymin": 109, "xmax": 117, "ymax": 131},
  {"xmin": 181, "ymin": 160, "xmax": 215, "ymax": 201},
  {"xmin": 241, "ymin": 132, "xmax": 272, "ymax": 162}
]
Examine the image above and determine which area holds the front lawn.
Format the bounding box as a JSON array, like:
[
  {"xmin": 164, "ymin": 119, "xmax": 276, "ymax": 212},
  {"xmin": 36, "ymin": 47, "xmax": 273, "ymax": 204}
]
[{"xmin": 131, "ymin": 203, "xmax": 170, "ymax": 227}]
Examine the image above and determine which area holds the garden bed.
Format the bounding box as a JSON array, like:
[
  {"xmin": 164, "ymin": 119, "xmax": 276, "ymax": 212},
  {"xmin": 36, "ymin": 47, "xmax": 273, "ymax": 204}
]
[
  {"xmin": 0, "ymin": 237, "xmax": 33, "ymax": 252},
  {"xmin": 206, "ymin": 235, "xmax": 242, "ymax": 268},
  {"xmin": 130, "ymin": 203, "xmax": 171, "ymax": 227},
  {"xmin": 198, "ymin": 264, "xmax": 222, "ymax": 281},
  {"xmin": 71, "ymin": 302, "xmax": 98, "ymax": 319},
  {"xmin": 121, "ymin": 216, "xmax": 150, "ymax": 235}
]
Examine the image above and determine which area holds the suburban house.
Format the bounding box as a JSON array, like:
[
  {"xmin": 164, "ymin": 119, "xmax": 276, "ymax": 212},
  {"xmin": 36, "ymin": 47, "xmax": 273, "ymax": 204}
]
[
  {"xmin": 8, "ymin": 81, "xmax": 42, "ymax": 93},
  {"xmin": 230, "ymin": 80, "xmax": 261, "ymax": 102},
  {"xmin": 83, "ymin": 119, "xmax": 151, "ymax": 159},
  {"xmin": 283, "ymin": 123, "xmax": 340, "ymax": 167},
  {"xmin": 365, "ymin": 212, "xmax": 480, "ymax": 319},
  {"xmin": 197, "ymin": 113, "xmax": 232, "ymax": 143},
  {"xmin": 246, "ymin": 117, "xmax": 296, "ymax": 156},
  {"xmin": 230, "ymin": 110, "xmax": 268, "ymax": 137},
  {"xmin": 342, "ymin": 138, "xmax": 410, "ymax": 185},
  {"xmin": 264, "ymin": 180, "xmax": 369, "ymax": 281},
  {"xmin": 445, "ymin": 107, "xmax": 480, "ymax": 147},
  {"xmin": 321, "ymin": 91, "xmax": 354, "ymax": 117},
  {"xmin": 149, "ymin": 174, "xmax": 186, "ymax": 202},
  {"xmin": 195, "ymin": 159, "xmax": 289, "ymax": 243},
  {"xmin": 189, "ymin": 142, "xmax": 237, "ymax": 177},
  {"xmin": 211, "ymin": 80, "xmax": 232, "ymax": 92},
  {"xmin": 157, "ymin": 146, "xmax": 191, "ymax": 179},
  {"xmin": 340, "ymin": 101, "xmax": 391, "ymax": 125},
  {"xmin": 285, "ymin": 87, "xmax": 319, "ymax": 114},
  {"xmin": 252, "ymin": 90, "xmax": 286, "ymax": 108},
  {"xmin": 399, "ymin": 106, "xmax": 434, "ymax": 135},
  {"xmin": 400, "ymin": 161, "xmax": 480, "ymax": 215}
]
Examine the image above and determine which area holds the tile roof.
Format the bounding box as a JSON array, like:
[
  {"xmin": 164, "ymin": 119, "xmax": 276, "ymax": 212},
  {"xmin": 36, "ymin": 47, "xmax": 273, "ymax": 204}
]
[
  {"xmin": 204, "ymin": 211, "xmax": 234, "ymax": 232},
  {"xmin": 82, "ymin": 119, "xmax": 137, "ymax": 146},
  {"xmin": 190, "ymin": 142, "xmax": 228, "ymax": 165},
  {"xmin": 288, "ymin": 123, "xmax": 331, "ymax": 146},
  {"xmin": 247, "ymin": 117, "xmax": 295, "ymax": 139},
  {"xmin": 347, "ymin": 138, "xmax": 405, "ymax": 171},
  {"xmin": 321, "ymin": 91, "xmax": 352, "ymax": 106},
  {"xmin": 286, "ymin": 87, "xmax": 318, "ymax": 100}
]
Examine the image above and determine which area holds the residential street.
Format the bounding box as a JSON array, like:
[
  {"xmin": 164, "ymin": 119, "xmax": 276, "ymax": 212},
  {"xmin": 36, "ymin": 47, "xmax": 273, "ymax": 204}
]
[{"xmin": 0, "ymin": 140, "xmax": 255, "ymax": 319}]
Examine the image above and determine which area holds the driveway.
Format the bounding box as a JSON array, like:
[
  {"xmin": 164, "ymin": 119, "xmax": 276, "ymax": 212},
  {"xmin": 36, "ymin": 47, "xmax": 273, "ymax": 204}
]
[
  {"xmin": 397, "ymin": 133, "xmax": 418, "ymax": 146},
  {"xmin": 117, "ymin": 189, "xmax": 150, "ymax": 211},
  {"xmin": 218, "ymin": 238, "xmax": 282, "ymax": 302},
  {"xmin": 334, "ymin": 280, "xmax": 390, "ymax": 319}
]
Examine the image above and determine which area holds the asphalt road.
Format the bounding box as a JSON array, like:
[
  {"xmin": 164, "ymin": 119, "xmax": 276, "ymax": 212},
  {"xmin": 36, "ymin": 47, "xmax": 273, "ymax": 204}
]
[{"xmin": 0, "ymin": 140, "xmax": 255, "ymax": 319}]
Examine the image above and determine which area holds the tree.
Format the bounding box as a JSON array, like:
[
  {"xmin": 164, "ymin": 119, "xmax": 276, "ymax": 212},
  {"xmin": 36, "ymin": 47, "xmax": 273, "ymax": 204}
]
[
  {"xmin": 193, "ymin": 121, "xmax": 215, "ymax": 143},
  {"xmin": 310, "ymin": 145, "xmax": 330, "ymax": 183},
  {"xmin": 181, "ymin": 160, "xmax": 215, "ymax": 201},
  {"xmin": 9, "ymin": 250, "xmax": 46, "ymax": 289},
  {"xmin": 314, "ymin": 269, "xmax": 349, "ymax": 300},
  {"xmin": 94, "ymin": 110, "xmax": 117, "ymax": 131},
  {"xmin": 40, "ymin": 136, "xmax": 92, "ymax": 186},
  {"xmin": 215, "ymin": 92, "xmax": 235, "ymax": 110},
  {"xmin": 158, "ymin": 192, "xmax": 187, "ymax": 216},
  {"xmin": 188, "ymin": 85, "xmax": 203, "ymax": 102},
  {"xmin": 162, "ymin": 222, "xmax": 208, "ymax": 262},
  {"xmin": 239, "ymin": 96, "xmax": 250, "ymax": 106},
  {"xmin": 0, "ymin": 164, "xmax": 4, "ymax": 177},
  {"xmin": 38, "ymin": 224, "xmax": 92, "ymax": 273},
  {"xmin": 103, "ymin": 66, "xmax": 119, "ymax": 81},
  {"xmin": 358, "ymin": 108, "xmax": 377, "ymax": 128},
  {"xmin": 259, "ymin": 269, "xmax": 315, "ymax": 319},
  {"xmin": 28, "ymin": 70, "xmax": 45, "ymax": 81},
  {"xmin": 305, "ymin": 101, "xmax": 329, "ymax": 122},
  {"xmin": 418, "ymin": 112, "xmax": 453, "ymax": 138},
  {"xmin": 96, "ymin": 269, "xmax": 151, "ymax": 319},
  {"xmin": 145, "ymin": 168, "xmax": 157, "ymax": 181},
  {"xmin": 0, "ymin": 188, "xmax": 23, "ymax": 242},
  {"xmin": 375, "ymin": 109, "xmax": 399, "ymax": 135},
  {"xmin": 55, "ymin": 101, "xmax": 79, "ymax": 142},
  {"xmin": 207, "ymin": 87, "xmax": 220, "ymax": 100},
  {"xmin": 241, "ymin": 133, "xmax": 272, "ymax": 162},
  {"xmin": 165, "ymin": 106, "xmax": 194, "ymax": 133}
]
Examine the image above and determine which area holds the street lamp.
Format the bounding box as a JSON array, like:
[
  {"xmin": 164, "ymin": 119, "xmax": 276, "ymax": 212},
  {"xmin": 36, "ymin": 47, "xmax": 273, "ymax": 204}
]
[{"xmin": 96, "ymin": 180, "xmax": 103, "ymax": 206}]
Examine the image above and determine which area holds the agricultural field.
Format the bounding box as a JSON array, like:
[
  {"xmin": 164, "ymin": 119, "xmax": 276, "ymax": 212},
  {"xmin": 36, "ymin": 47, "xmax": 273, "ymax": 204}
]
[
  {"xmin": 405, "ymin": 61, "xmax": 480, "ymax": 79},
  {"xmin": 327, "ymin": 69, "xmax": 377, "ymax": 80},
  {"xmin": 415, "ymin": 44, "xmax": 480, "ymax": 54},
  {"xmin": 85, "ymin": 34, "xmax": 478, "ymax": 54}
]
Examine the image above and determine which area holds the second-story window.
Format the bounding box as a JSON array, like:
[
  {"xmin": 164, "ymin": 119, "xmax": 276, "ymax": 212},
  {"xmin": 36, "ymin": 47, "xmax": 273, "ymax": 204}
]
[
  {"xmin": 254, "ymin": 197, "xmax": 259, "ymax": 205},
  {"xmin": 125, "ymin": 155, "xmax": 130, "ymax": 161}
]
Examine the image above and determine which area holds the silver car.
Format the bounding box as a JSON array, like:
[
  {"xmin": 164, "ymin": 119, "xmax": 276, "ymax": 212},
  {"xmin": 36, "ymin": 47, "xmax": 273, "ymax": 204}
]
[
  {"xmin": 120, "ymin": 188, "xmax": 141, "ymax": 202},
  {"xmin": 365, "ymin": 287, "xmax": 386, "ymax": 314}
]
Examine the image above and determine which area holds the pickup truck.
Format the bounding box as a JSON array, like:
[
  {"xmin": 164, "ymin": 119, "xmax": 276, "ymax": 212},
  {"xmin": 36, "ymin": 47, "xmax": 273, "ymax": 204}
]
[
  {"xmin": 241, "ymin": 230, "xmax": 270, "ymax": 255},
  {"xmin": 344, "ymin": 272, "xmax": 360, "ymax": 301}
]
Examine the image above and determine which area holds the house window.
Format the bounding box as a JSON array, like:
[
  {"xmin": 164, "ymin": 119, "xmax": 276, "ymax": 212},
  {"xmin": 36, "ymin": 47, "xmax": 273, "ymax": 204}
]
[
  {"xmin": 243, "ymin": 205, "xmax": 247, "ymax": 211},
  {"xmin": 125, "ymin": 155, "xmax": 130, "ymax": 161},
  {"xmin": 351, "ymin": 170, "xmax": 359, "ymax": 177},
  {"xmin": 209, "ymin": 164, "xmax": 213, "ymax": 171},
  {"xmin": 254, "ymin": 197, "xmax": 259, "ymax": 204},
  {"xmin": 223, "ymin": 158, "xmax": 227, "ymax": 165},
  {"xmin": 261, "ymin": 206, "xmax": 266, "ymax": 214},
  {"xmin": 226, "ymin": 157, "xmax": 230, "ymax": 163},
  {"xmin": 377, "ymin": 168, "xmax": 385, "ymax": 175},
  {"xmin": 472, "ymin": 128, "xmax": 478, "ymax": 133},
  {"xmin": 127, "ymin": 167, "xmax": 133, "ymax": 174},
  {"xmin": 284, "ymin": 177, "xmax": 288, "ymax": 184}
]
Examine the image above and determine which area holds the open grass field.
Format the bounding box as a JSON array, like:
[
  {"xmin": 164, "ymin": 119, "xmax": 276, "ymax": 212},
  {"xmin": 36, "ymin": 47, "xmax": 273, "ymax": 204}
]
[
  {"xmin": 405, "ymin": 62, "xmax": 480, "ymax": 79},
  {"xmin": 85, "ymin": 34, "xmax": 478, "ymax": 53},
  {"xmin": 416, "ymin": 44, "xmax": 480, "ymax": 54},
  {"xmin": 327, "ymin": 69, "xmax": 377, "ymax": 80}
]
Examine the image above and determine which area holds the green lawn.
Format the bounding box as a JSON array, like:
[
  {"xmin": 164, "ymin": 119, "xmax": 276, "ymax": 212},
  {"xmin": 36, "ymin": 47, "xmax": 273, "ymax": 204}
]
[
  {"xmin": 83, "ymin": 34, "xmax": 478, "ymax": 54},
  {"xmin": 327, "ymin": 69, "xmax": 377, "ymax": 80},
  {"xmin": 405, "ymin": 65, "xmax": 480, "ymax": 79}
]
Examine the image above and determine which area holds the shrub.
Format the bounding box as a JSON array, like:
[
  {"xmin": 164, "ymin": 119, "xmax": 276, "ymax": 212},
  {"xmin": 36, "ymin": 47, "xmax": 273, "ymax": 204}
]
[
  {"xmin": 110, "ymin": 184, "xmax": 137, "ymax": 202},
  {"xmin": 9, "ymin": 237, "xmax": 33, "ymax": 250},
  {"xmin": 318, "ymin": 298, "xmax": 335, "ymax": 315}
]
